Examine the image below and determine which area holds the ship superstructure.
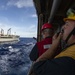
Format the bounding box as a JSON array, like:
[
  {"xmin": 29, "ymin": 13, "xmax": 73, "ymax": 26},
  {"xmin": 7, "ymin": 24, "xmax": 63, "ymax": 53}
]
[{"xmin": 0, "ymin": 28, "xmax": 20, "ymax": 44}]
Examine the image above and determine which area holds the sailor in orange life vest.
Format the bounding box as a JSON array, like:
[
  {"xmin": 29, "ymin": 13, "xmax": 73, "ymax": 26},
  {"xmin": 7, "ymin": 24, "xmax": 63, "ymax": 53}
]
[
  {"xmin": 31, "ymin": 9, "xmax": 75, "ymax": 75},
  {"xmin": 29, "ymin": 23, "xmax": 54, "ymax": 61}
]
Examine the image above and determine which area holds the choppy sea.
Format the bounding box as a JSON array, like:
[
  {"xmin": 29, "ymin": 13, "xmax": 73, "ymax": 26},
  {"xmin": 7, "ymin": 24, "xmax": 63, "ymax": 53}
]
[{"xmin": 0, "ymin": 38, "xmax": 36, "ymax": 75}]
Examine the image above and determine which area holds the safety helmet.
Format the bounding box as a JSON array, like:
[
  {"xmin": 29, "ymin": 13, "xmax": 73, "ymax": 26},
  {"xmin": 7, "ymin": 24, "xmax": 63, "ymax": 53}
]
[
  {"xmin": 64, "ymin": 15, "xmax": 75, "ymax": 21},
  {"xmin": 64, "ymin": 8, "xmax": 75, "ymax": 21},
  {"xmin": 41, "ymin": 23, "xmax": 53, "ymax": 31}
]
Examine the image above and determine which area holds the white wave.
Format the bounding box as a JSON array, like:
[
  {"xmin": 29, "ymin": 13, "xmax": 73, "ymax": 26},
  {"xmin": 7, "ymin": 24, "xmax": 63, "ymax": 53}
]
[{"xmin": 8, "ymin": 46, "xmax": 20, "ymax": 52}]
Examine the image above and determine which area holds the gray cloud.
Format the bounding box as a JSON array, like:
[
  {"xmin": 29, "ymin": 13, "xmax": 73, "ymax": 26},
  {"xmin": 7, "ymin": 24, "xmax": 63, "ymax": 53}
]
[
  {"xmin": 7, "ymin": 0, "xmax": 34, "ymax": 8},
  {"xmin": 31, "ymin": 14, "xmax": 37, "ymax": 18}
]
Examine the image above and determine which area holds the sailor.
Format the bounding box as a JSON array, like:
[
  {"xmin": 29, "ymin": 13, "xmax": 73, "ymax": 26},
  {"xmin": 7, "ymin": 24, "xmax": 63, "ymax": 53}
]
[
  {"xmin": 31, "ymin": 9, "xmax": 75, "ymax": 75},
  {"xmin": 29, "ymin": 23, "xmax": 54, "ymax": 61}
]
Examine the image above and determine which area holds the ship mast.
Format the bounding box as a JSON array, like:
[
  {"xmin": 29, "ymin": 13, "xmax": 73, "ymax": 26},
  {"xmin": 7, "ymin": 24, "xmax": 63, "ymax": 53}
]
[
  {"xmin": 1, "ymin": 29, "xmax": 4, "ymax": 36},
  {"xmin": 7, "ymin": 28, "xmax": 11, "ymax": 36}
]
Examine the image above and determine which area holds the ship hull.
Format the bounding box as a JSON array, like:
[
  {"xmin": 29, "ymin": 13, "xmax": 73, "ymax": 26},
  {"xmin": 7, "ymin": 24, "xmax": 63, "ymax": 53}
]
[{"xmin": 0, "ymin": 36, "xmax": 20, "ymax": 44}]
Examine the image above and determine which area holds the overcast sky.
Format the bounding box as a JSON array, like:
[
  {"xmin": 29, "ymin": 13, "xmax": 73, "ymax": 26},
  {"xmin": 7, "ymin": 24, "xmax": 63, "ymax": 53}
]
[{"xmin": 0, "ymin": 0, "xmax": 37, "ymax": 37}]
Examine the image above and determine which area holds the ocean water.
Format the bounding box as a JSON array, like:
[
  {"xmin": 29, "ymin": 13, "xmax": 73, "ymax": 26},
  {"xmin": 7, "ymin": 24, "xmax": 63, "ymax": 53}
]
[{"xmin": 0, "ymin": 38, "xmax": 36, "ymax": 75}]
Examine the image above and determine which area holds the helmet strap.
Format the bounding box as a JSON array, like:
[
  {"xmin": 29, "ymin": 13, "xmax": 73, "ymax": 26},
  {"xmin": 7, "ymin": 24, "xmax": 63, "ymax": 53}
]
[{"xmin": 65, "ymin": 28, "xmax": 75, "ymax": 43}]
